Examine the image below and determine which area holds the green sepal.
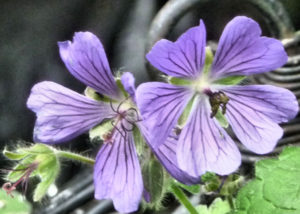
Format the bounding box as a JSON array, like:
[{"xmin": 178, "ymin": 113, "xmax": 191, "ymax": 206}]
[
  {"xmin": 89, "ymin": 120, "xmax": 113, "ymax": 142},
  {"xmin": 213, "ymin": 76, "xmax": 246, "ymax": 85},
  {"xmin": 196, "ymin": 198, "xmax": 231, "ymax": 214},
  {"xmin": 173, "ymin": 180, "xmax": 201, "ymax": 194},
  {"xmin": 168, "ymin": 77, "xmax": 192, "ymax": 86},
  {"xmin": 33, "ymin": 153, "xmax": 60, "ymax": 201},
  {"xmin": 0, "ymin": 190, "xmax": 31, "ymax": 214},
  {"xmin": 178, "ymin": 95, "xmax": 196, "ymax": 126},
  {"xmin": 168, "ymin": 47, "xmax": 214, "ymax": 86},
  {"xmin": 201, "ymin": 172, "xmax": 244, "ymax": 196},
  {"xmin": 133, "ymin": 127, "xmax": 147, "ymax": 157},
  {"xmin": 201, "ymin": 172, "xmax": 221, "ymax": 192},
  {"xmin": 219, "ymin": 174, "xmax": 244, "ymax": 197},
  {"xmin": 203, "ymin": 47, "xmax": 214, "ymax": 76},
  {"xmin": 4, "ymin": 144, "xmax": 60, "ymax": 202},
  {"xmin": 3, "ymin": 148, "xmax": 27, "ymax": 160},
  {"xmin": 84, "ymin": 87, "xmax": 112, "ymax": 103},
  {"xmin": 142, "ymin": 158, "xmax": 166, "ymax": 210},
  {"xmin": 17, "ymin": 144, "xmax": 54, "ymax": 155},
  {"xmin": 115, "ymin": 77, "xmax": 128, "ymax": 97},
  {"xmin": 7, "ymin": 155, "xmax": 37, "ymax": 182},
  {"xmin": 215, "ymin": 109, "xmax": 229, "ymax": 128}
]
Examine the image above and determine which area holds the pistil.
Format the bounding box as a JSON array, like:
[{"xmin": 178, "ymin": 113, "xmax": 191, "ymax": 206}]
[{"xmin": 2, "ymin": 162, "xmax": 39, "ymax": 197}]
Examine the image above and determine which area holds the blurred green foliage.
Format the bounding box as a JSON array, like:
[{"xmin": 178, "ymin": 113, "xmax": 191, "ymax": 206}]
[{"xmin": 0, "ymin": 190, "xmax": 31, "ymax": 214}]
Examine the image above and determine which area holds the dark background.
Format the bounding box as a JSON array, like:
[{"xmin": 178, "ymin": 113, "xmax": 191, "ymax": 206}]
[{"xmin": 0, "ymin": 0, "xmax": 300, "ymax": 213}]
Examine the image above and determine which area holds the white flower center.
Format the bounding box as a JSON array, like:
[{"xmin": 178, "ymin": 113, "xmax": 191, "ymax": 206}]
[{"xmin": 193, "ymin": 75, "xmax": 212, "ymax": 94}]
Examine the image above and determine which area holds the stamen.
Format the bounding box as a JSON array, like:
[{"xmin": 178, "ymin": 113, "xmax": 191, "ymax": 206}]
[
  {"xmin": 207, "ymin": 91, "xmax": 230, "ymax": 118},
  {"xmin": 109, "ymin": 99, "xmax": 117, "ymax": 113},
  {"xmin": 174, "ymin": 127, "xmax": 182, "ymax": 136},
  {"xmin": 102, "ymin": 132, "xmax": 113, "ymax": 144},
  {"xmin": 104, "ymin": 98, "xmax": 143, "ymax": 144}
]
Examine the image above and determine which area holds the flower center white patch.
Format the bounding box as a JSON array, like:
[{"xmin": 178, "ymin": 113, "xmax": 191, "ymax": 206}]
[{"xmin": 193, "ymin": 75, "xmax": 211, "ymax": 94}]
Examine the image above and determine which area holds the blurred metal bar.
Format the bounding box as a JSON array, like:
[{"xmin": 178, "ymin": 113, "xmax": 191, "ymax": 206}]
[
  {"xmin": 85, "ymin": 200, "xmax": 114, "ymax": 214},
  {"xmin": 34, "ymin": 169, "xmax": 94, "ymax": 214},
  {"xmin": 247, "ymin": 0, "xmax": 294, "ymax": 38}
]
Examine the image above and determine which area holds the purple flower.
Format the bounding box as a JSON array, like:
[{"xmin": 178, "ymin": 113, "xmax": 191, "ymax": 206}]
[
  {"xmin": 136, "ymin": 16, "xmax": 299, "ymax": 178},
  {"xmin": 27, "ymin": 32, "xmax": 198, "ymax": 213}
]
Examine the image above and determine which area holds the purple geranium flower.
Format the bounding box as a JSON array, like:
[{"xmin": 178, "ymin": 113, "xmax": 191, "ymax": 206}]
[
  {"xmin": 136, "ymin": 16, "xmax": 299, "ymax": 178},
  {"xmin": 27, "ymin": 32, "xmax": 198, "ymax": 213}
]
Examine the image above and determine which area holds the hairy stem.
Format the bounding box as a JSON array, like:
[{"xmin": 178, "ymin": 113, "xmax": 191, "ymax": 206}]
[
  {"xmin": 170, "ymin": 184, "xmax": 198, "ymax": 214},
  {"xmin": 56, "ymin": 150, "xmax": 95, "ymax": 165}
]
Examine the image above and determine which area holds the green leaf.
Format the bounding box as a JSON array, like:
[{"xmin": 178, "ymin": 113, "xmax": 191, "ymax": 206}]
[
  {"xmin": 215, "ymin": 109, "xmax": 229, "ymax": 128},
  {"xmin": 196, "ymin": 198, "xmax": 231, "ymax": 214},
  {"xmin": 213, "ymin": 76, "xmax": 246, "ymax": 85},
  {"xmin": 234, "ymin": 146, "xmax": 300, "ymax": 214},
  {"xmin": 0, "ymin": 190, "xmax": 31, "ymax": 214},
  {"xmin": 173, "ymin": 180, "xmax": 201, "ymax": 194}
]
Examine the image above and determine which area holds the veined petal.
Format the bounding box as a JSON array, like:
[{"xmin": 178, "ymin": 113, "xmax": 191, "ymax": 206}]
[
  {"xmin": 146, "ymin": 20, "xmax": 206, "ymax": 79},
  {"xmin": 138, "ymin": 123, "xmax": 200, "ymax": 184},
  {"xmin": 223, "ymin": 86, "xmax": 295, "ymax": 154},
  {"xmin": 177, "ymin": 98, "xmax": 241, "ymax": 177},
  {"xmin": 94, "ymin": 128, "xmax": 143, "ymax": 213},
  {"xmin": 27, "ymin": 81, "xmax": 113, "ymax": 143},
  {"xmin": 222, "ymin": 85, "xmax": 298, "ymax": 123},
  {"xmin": 58, "ymin": 32, "xmax": 120, "ymax": 99},
  {"xmin": 136, "ymin": 82, "xmax": 194, "ymax": 148},
  {"xmin": 156, "ymin": 136, "xmax": 201, "ymax": 184},
  {"xmin": 121, "ymin": 72, "xmax": 136, "ymax": 103},
  {"xmin": 211, "ymin": 16, "xmax": 287, "ymax": 78}
]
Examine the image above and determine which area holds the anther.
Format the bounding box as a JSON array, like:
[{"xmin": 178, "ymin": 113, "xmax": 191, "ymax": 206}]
[{"xmin": 208, "ymin": 91, "xmax": 229, "ymax": 118}]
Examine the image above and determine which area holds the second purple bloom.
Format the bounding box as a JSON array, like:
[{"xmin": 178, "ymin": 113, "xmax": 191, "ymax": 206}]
[
  {"xmin": 137, "ymin": 16, "xmax": 299, "ymax": 178},
  {"xmin": 27, "ymin": 32, "xmax": 198, "ymax": 213}
]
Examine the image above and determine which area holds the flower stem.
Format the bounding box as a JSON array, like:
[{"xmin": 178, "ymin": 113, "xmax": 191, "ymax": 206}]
[
  {"xmin": 170, "ymin": 183, "xmax": 198, "ymax": 214},
  {"xmin": 55, "ymin": 150, "xmax": 95, "ymax": 165}
]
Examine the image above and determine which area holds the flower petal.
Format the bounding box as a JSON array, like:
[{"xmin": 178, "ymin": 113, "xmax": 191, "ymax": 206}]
[
  {"xmin": 58, "ymin": 32, "xmax": 120, "ymax": 98},
  {"xmin": 138, "ymin": 123, "xmax": 200, "ymax": 184},
  {"xmin": 156, "ymin": 136, "xmax": 201, "ymax": 184},
  {"xmin": 121, "ymin": 72, "xmax": 136, "ymax": 103},
  {"xmin": 177, "ymin": 98, "xmax": 241, "ymax": 177},
  {"xmin": 27, "ymin": 81, "xmax": 113, "ymax": 143},
  {"xmin": 146, "ymin": 20, "xmax": 206, "ymax": 79},
  {"xmin": 222, "ymin": 85, "xmax": 297, "ymax": 154},
  {"xmin": 222, "ymin": 85, "xmax": 298, "ymax": 123},
  {"xmin": 136, "ymin": 82, "xmax": 193, "ymax": 148},
  {"xmin": 94, "ymin": 130, "xmax": 143, "ymax": 213},
  {"xmin": 211, "ymin": 16, "xmax": 287, "ymax": 78}
]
